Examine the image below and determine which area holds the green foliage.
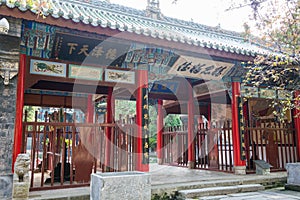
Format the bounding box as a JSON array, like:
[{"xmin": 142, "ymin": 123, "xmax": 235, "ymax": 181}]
[
  {"xmin": 227, "ymin": 0, "xmax": 300, "ymax": 122},
  {"xmin": 164, "ymin": 114, "xmax": 182, "ymax": 127},
  {"xmin": 8, "ymin": 0, "xmax": 53, "ymax": 18},
  {"xmin": 151, "ymin": 192, "xmax": 184, "ymax": 200},
  {"xmin": 24, "ymin": 106, "xmax": 42, "ymax": 122},
  {"xmin": 114, "ymin": 100, "xmax": 136, "ymax": 120},
  {"xmin": 228, "ymin": 0, "xmax": 300, "ymax": 55},
  {"xmin": 242, "ymin": 55, "xmax": 300, "ymax": 122}
]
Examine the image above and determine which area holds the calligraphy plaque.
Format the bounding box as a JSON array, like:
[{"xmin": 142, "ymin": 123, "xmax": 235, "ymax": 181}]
[
  {"xmin": 51, "ymin": 32, "xmax": 130, "ymax": 66},
  {"xmin": 168, "ymin": 56, "xmax": 234, "ymax": 80}
]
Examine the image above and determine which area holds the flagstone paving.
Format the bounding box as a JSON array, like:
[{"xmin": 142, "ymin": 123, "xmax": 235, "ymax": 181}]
[{"xmin": 28, "ymin": 164, "xmax": 300, "ymax": 200}]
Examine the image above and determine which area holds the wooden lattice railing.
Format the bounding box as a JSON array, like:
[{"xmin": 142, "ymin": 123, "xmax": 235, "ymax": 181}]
[{"xmin": 22, "ymin": 111, "xmax": 137, "ymax": 191}]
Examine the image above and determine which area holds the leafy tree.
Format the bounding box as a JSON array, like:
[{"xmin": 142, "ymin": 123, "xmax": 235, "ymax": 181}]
[
  {"xmin": 226, "ymin": 0, "xmax": 300, "ymax": 121},
  {"xmin": 164, "ymin": 114, "xmax": 182, "ymax": 127},
  {"xmin": 227, "ymin": 0, "xmax": 300, "ymax": 54},
  {"xmin": 114, "ymin": 100, "xmax": 136, "ymax": 121},
  {"xmin": 8, "ymin": 0, "xmax": 52, "ymax": 17}
]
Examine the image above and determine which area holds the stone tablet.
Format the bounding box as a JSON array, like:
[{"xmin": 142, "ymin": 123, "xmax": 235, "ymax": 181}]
[{"xmin": 253, "ymin": 160, "xmax": 272, "ymax": 169}]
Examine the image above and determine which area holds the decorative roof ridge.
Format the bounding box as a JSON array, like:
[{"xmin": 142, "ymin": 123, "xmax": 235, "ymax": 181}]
[
  {"xmin": 60, "ymin": 0, "xmax": 244, "ymax": 39},
  {"xmin": 0, "ymin": 0, "xmax": 275, "ymax": 55},
  {"xmin": 165, "ymin": 16, "xmax": 250, "ymax": 41},
  {"xmin": 61, "ymin": 0, "xmax": 144, "ymax": 16}
]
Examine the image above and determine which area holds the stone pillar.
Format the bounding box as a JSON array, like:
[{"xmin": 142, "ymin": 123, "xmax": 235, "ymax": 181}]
[{"xmin": 0, "ymin": 16, "xmax": 21, "ymax": 199}]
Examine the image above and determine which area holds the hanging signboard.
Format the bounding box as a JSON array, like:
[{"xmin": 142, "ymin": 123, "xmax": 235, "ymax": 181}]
[
  {"xmin": 168, "ymin": 55, "xmax": 234, "ymax": 80},
  {"xmin": 51, "ymin": 32, "xmax": 130, "ymax": 66}
]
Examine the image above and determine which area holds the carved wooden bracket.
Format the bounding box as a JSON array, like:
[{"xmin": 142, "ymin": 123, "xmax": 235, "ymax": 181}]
[{"xmin": 0, "ymin": 61, "xmax": 18, "ymax": 85}]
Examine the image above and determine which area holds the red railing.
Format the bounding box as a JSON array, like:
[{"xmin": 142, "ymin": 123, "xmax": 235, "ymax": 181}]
[
  {"xmin": 22, "ymin": 111, "xmax": 137, "ymax": 191},
  {"xmin": 162, "ymin": 121, "xmax": 234, "ymax": 172},
  {"xmin": 196, "ymin": 121, "xmax": 234, "ymax": 172},
  {"xmin": 162, "ymin": 125, "xmax": 188, "ymax": 166},
  {"xmin": 245, "ymin": 119, "xmax": 297, "ymax": 171}
]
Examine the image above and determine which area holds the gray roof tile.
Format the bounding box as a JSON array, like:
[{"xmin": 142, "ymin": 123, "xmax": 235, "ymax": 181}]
[{"xmin": 1, "ymin": 0, "xmax": 275, "ymax": 56}]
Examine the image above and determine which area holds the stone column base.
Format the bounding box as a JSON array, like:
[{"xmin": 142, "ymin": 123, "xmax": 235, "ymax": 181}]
[
  {"xmin": 157, "ymin": 158, "xmax": 163, "ymax": 165},
  {"xmin": 187, "ymin": 161, "xmax": 195, "ymax": 169},
  {"xmin": 13, "ymin": 182, "xmax": 30, "ymax": 200},
  {"xmin": 0, "ymin": 174, "xmax": 13, "ymax": 199},
  {"xmin": 91, "ymin": 171, "xmax": 151, "ymax": 200},
  {"xmin": 286, "ymin": 162, "xmax": 300, "ymax": 191},
  {"xmin": 234, "ymin": 166, "xmax": 246, "ymax": 175}
]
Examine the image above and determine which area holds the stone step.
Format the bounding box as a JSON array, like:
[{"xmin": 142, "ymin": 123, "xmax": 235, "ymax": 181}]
[
  {"xmin": 152, "ymin": 179, "xmax": 241, "ymax": 195},
  {"xmin": 152, "ymin": 175, "xmax": 286, "ymax": 196},
  {"xmin": 178, "ymin": 184, "xmax": 265, "ymax": 199}
]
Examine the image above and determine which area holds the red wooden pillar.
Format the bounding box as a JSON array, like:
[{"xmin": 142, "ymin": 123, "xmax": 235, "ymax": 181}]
[
  {"xmin": 293, "ymin": 91, "xmax": 300, "ymax": 161},
  {"xmin": 105, "ymin": 87, "xmax": 113, "ymax": 171},
  {"xmin": 86, "ymin": 94, "xmax": 94, "ymax": 150},
  {"xmin": 86, "ymin": 94, "xmax": 94, "ymax": 123},
  {"xmin": 12, "ymin": 54, "xmax": 26, "ymax": 171},
  {"xmin": 231, "ymin": 81, "xmax": 246, "ymax": 174},
  {"xmin": 157, "ymin": 99, "xmax": 163, "ymax": 164},
  {"xmin": 136, "ymin": 69, "xmax": 149, "ymax": 172},
  {"xmin": 187, "ymin": 83, "xmax": 195, "ymax": 169},
  {"xmin": 207, "ymin": 103, "xmax": 211, "ymax": 128}
]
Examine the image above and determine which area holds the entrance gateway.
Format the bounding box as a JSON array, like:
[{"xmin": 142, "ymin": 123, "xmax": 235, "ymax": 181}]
[{"xmin": 0, "ymin": 0, "xmax": 299, "ymax": 192}]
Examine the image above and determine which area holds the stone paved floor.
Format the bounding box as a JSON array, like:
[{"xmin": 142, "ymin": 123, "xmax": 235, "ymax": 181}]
[
  {"xmin": 28, "ymin": 164, "xmax": 298, "ymax": 200},
  {"xmin": 198, "ymin": 187, "xmax": 300, "ymax": 200},
  {"xmin": 149, "ymin": 164, "xmax": 286, "ymax": 186}
]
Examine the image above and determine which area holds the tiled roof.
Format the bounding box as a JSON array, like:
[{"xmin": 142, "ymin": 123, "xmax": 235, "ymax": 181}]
[{"xmin": 0, "ymin": 0, "xmax": 274, "ymax": 56}]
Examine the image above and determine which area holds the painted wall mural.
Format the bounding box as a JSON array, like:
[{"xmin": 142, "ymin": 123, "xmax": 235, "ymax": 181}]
[
  {"xmin": 69, "ymin": 64, "xmax": 103, "ymax": 81},
  {"xmin": 105, "ymin": 69, "xmax": 135, "ymax": 84},
  {"xmin": 30, "ymin": 59, "xmax": 66, "ymax": 77}
]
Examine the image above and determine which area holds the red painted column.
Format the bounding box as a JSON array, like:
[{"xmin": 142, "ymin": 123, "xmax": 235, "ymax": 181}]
[
  {"xmin": 187, "ymin": 83, "xmax": 195, "ymax": 169},
  {"xmin": 157, "ymin": 99, "xmax": 163, "ymax": 164},
  {"xmin": 293, "ymin": 91, "xmax": 300, "ymax": 161},
  {"xmin": 12, "ymin": 54, "xmax": 26, "ymax": 171},
  {"xmin": 136, "ymin": 69, "xmax": 149, "ymax": 172},
  {"xmin": 86, "ymin": 94, "xmax": 94, "ymax": 149},
  {"xmin": 231, "ymin": 81, "xmax": 246, "ymax": 174},
  {"xmin": 105, "ymin": 87, "xmax": 113, "ymax": 171},
  {"xmin": 207, "ymin": 103, "xmax": 211, "ymax": 129},
  {"xmin": 86, "ymin": 94, "xmax": 94, "ymax": 123}
]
